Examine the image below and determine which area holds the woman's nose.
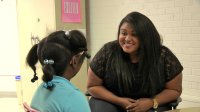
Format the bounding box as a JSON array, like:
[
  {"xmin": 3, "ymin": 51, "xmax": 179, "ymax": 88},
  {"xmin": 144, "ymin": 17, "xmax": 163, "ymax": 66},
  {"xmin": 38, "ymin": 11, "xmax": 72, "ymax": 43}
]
[{"xmin": 125, "ymin": 35, "xmax": 131, "ymax": 41}]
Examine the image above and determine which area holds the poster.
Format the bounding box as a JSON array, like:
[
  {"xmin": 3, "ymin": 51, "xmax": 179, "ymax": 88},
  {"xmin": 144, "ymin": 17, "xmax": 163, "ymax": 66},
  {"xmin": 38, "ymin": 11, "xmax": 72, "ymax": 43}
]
[{"xmin": 62, "ymin": 0, "xmax": 81, "ymax": 23}]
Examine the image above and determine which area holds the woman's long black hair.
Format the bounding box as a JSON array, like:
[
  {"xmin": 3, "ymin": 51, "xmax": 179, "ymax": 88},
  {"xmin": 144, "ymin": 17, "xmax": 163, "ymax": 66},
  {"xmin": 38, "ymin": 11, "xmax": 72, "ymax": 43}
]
[
  {"xmin": 112, "ymin": 12, "xmax": 163, "ymax": 97},
  {"xmin": 26, "ymin": 30, "xmax": 89, "ymax": 90}
]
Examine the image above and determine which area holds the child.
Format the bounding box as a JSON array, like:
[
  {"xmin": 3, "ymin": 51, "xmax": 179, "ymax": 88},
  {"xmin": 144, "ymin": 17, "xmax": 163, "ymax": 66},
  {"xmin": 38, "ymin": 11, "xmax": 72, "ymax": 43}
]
[{"xmin": 26, "ymin": 30, "xmax": 91, "ymax": 112}]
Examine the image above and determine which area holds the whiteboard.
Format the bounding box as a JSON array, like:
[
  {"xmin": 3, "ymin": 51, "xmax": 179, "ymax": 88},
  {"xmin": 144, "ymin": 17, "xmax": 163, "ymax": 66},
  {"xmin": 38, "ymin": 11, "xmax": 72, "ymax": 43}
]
[{"xmin": 0, "ymin": 0, "xmax": 20, "ymax": 76}]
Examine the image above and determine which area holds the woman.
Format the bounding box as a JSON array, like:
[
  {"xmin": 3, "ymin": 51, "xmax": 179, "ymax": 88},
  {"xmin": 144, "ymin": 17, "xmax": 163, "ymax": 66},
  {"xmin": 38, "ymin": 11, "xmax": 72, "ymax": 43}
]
[
  {"xmin": 26, "ymin": 30, "xmax": 91, "ymax": 112},
  {"xmin": 87, "ymin": 12, "xmax": 183, "ymax": 112}
]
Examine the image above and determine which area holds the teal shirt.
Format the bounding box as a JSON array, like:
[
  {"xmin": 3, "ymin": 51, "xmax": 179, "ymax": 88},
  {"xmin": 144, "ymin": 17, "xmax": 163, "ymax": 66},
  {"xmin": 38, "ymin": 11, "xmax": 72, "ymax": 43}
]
[{"xmin": 31, "ymin": 76, "xmax": 91, "ymax": 112}]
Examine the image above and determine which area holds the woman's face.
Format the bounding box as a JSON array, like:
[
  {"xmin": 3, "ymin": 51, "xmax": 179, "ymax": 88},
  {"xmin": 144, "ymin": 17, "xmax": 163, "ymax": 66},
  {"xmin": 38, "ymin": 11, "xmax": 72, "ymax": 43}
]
[{"xmin": 118, "ymin": 22, "xmax": 140, "ymax": 55}]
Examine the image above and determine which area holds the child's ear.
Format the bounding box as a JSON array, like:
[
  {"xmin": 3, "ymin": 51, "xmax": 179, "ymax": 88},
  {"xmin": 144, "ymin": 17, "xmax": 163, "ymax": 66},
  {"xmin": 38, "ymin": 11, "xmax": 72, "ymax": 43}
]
[{"xmin": 70, "ymin": 56, "xmax": 77, "ymax": 65}]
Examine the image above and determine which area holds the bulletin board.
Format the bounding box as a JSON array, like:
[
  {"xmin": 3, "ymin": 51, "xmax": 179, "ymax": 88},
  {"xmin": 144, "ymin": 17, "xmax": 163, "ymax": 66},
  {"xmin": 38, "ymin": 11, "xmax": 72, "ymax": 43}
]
[{"xmin": 55, "ymin": 0, "xmax": 86, "ymax": 30}]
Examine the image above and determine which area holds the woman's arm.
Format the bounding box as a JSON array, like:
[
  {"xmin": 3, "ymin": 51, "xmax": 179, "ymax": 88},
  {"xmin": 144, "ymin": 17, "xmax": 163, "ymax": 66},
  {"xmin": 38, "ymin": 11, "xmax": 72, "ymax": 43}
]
[
  {"xmin": 87, "ymin": 67, "xmax": 135, "ymax": 108},
  {"xmin": 126, "ymin": 73, "xmax": 182, "ymax": 112},
  {"xmin": 154, "ymin": 73, "xmax": 182, "ymax": 106}
]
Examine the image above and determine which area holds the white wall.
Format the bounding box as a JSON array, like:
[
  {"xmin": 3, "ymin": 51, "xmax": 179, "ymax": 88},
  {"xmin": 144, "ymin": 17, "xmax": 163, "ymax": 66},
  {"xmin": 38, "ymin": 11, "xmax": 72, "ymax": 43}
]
[
  {"xmin": 88, "ymin": 0, "xmax": 200, "ymax": 108},
  {"xmin": 0, "ymin": 0, "xmax": 19, "ymax": 92},
  {"xmin": 0, "ymin": 0, "xmax": 20, "ymax": 111}
]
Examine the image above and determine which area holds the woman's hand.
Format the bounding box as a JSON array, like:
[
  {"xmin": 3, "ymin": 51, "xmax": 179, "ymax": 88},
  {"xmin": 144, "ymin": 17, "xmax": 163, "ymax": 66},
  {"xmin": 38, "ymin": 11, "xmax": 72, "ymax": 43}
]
[
  {"xmin": 126, "ymin": 98, "xmax": 153, "ymax": 112},
  {"xmin": 117, "ymin": 97, "xmax": 137, "ymax": 110}
]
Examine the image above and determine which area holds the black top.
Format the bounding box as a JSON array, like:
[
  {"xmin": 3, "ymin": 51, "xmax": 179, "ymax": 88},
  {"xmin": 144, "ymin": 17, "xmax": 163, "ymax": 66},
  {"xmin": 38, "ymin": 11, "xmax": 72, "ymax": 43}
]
[{"xmin": 90, "ymin": 40, "xmax": 183, "ymax": 99}]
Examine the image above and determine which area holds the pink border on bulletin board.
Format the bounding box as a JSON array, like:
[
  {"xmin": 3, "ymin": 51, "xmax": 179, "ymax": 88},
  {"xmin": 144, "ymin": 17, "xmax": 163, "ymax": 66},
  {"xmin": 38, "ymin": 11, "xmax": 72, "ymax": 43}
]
[{"xmin": 62, "ymin": 0, "xmax": 81, "ymax": 23}]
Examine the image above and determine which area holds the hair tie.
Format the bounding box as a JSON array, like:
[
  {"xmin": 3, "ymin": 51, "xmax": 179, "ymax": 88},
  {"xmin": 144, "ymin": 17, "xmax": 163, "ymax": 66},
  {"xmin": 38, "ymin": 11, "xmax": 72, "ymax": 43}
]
[
  {"xmin": 31, "ymin": 70, "xmax": 38, "ymax": 83},
  {"xmin": 31, "ymin": 74, "xmax": 38, "ymax": 83},
  {"xmin": 65, "ymin": 30, "xmax": 71, "ymax": 39},
  {"xmin": 43, "ymin": 81, "xmax": 55, "ymax": 89},
  {"xmin": 43, "ymin": 59, "xmax": 54, "ymax": 65}
]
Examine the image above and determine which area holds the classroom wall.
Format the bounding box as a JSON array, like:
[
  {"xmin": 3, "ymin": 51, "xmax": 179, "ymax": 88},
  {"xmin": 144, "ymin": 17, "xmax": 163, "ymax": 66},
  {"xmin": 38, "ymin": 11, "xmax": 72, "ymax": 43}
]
[
  {"xmin": 0, "ymin": 1, "xmax": 20, "ymax": 111},
  {"xmin": 87, "ymin": 0, "xmax": 200, "ymax": 108},
  {"xmin": 0, "ymin": 0, "xmax": 19, "ymax": 93},
  {"xmin": 16, "ymin": 1, "xmax": 56, "ymax": 110}
]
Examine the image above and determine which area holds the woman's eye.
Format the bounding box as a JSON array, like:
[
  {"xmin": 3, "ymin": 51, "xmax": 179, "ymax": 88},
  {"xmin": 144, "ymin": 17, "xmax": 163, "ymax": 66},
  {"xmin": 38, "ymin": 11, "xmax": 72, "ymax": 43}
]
[{"xmin": 121, "ymin": 32, "xmax": 127, "ymax": 36}]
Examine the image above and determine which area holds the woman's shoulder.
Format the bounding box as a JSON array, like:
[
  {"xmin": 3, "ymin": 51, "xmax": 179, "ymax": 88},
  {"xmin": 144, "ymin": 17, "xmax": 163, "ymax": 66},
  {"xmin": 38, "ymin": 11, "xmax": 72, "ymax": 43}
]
[
  {"xmin": 94, "ymin": 40, "xmax": 119, "ymax": 56},
  {"xmin": 103, "ymin": 40, "xmax": 119, "ymax": 50},
  {"xmin": 161, "ymin": 46, "xmax": 174, "ymax": 57}
]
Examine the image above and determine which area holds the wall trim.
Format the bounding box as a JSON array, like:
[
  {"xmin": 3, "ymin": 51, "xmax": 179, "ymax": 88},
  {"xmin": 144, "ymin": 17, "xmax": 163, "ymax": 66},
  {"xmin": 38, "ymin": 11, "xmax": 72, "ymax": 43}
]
[
  {"xmin": 0, "ymin": 91, "xmax": 17, "ymax": 98},
  {"xmin": 181, "ymin": 94, "xmax": 200, "ymax": 103}
]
